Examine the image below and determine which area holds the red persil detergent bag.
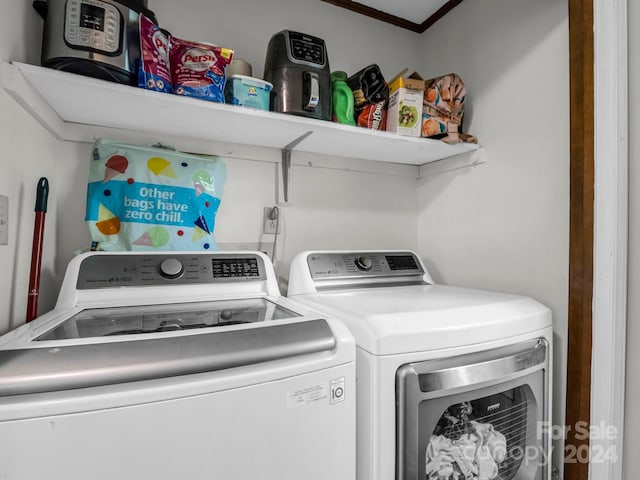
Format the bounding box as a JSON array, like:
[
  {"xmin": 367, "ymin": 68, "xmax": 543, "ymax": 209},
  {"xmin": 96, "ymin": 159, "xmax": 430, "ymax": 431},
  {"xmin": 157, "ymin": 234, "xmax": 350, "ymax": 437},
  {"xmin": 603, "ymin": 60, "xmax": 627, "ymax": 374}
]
[
  {"xmin": 169, "ymin": 37, "xmax": 233, "ymax": 102},
  {"xmin": 85, "ymin": 139, "xmax": 226, "ymax": 251},
  {"xmin": 138, "ymin": 14, "xmax": 171, "ymax": 93}
]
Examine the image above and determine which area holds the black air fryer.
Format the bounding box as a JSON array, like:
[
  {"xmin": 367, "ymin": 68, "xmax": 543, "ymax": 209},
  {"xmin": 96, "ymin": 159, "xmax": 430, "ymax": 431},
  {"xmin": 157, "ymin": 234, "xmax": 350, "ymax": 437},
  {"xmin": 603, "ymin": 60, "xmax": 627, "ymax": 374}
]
[{"xmin": 263, "ymin": 30, "xmax": 331, "ymax": 121}]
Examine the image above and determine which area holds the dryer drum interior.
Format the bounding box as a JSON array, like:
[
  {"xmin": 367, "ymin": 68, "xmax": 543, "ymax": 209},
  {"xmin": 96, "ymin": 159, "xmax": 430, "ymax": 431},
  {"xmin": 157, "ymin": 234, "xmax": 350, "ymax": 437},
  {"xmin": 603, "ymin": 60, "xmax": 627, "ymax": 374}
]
[{"xmin": 397, "ymin": 339, "xmax": 549, "ymax": 480}]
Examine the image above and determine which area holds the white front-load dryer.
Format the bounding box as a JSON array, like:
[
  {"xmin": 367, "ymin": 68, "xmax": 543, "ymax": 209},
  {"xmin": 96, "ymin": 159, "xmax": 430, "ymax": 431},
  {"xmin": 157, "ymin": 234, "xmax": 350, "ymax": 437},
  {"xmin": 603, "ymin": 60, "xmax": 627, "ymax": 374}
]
[{"xmin": 287, "ymin": 250, "xmax": 553, "ymax": 480}]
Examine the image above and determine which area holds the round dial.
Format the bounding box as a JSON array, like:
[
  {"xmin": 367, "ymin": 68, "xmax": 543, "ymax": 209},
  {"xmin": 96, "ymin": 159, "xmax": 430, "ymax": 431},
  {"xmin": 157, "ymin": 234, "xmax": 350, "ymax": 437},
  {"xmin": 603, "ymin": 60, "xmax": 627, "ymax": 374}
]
[
  {"xmin": 354, "ymin": 256, "xmax": 373, "ymax": 272},
  {"xmin": 159, "ymin": 258, "xmax": 184, "ymax": 279}
]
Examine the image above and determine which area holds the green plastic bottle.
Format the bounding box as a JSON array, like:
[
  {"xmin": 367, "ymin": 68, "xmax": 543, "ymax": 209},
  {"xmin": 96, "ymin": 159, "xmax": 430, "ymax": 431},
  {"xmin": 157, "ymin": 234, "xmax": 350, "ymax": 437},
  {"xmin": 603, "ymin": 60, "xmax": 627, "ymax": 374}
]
[{"xmin": 331, "ymin": 71, "xmax": 356, "ymax": 125}]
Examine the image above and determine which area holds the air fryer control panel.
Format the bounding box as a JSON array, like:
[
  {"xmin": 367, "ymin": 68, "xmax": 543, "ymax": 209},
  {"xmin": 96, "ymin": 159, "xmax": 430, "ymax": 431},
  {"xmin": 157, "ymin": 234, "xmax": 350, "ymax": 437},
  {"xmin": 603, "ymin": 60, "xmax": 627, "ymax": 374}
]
[
  {"xmin": 64, "ymin": 0, "xmax": 122, "ymax": 54},
  {"xmin": 286, "ymin": 31, "xmax": 326, "ymax": 67},
  {"xmin": 76, "ymin": 253, "xmax": 267, "ymax": 289},
  {"xmin": 307, "ymin": 252, "xmax": 425, "ymax": 280}
]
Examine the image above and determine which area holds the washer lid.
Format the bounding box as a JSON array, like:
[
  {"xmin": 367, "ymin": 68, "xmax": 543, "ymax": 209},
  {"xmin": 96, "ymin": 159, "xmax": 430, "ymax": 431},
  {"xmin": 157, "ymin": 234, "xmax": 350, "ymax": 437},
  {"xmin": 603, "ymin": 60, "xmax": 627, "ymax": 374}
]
[
  {"xmin": 0, "ymin": 318, "xmax": 336, "ymax": 396},
  {"xmin": 36, "ymin": 298, "xmax": 299, "ymax": 340},
  {"xmin": 288, "ymin": 284, "xmax": 552, "ymax": 355}
]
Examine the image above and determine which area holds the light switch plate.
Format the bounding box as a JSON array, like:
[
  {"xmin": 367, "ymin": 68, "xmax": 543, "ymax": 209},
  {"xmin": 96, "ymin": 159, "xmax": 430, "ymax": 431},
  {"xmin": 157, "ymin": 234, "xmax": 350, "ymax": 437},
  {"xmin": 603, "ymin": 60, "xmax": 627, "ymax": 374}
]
[{"xmin": 0, "ymin": 195, "xmax": 7, "ymax": 245}]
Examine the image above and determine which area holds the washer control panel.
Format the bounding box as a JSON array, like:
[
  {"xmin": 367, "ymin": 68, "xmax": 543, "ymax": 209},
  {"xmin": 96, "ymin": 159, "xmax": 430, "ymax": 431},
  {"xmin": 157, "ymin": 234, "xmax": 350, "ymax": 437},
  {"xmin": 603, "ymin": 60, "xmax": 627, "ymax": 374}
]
[
  {"xmin": 307, "ymin": 252, "xmax": 425, "ymax": 280},
  {"xmin": 76, "ymin": 253, "xmax": 266, "ymax": 289}
]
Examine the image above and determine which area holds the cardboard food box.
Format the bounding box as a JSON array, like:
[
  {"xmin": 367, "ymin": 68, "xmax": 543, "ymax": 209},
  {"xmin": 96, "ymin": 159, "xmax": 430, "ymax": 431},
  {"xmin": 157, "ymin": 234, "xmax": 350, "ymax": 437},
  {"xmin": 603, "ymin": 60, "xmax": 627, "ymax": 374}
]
[{"xmin": 385, "ymin": 72, "xmax": 425, "ymax": 137}]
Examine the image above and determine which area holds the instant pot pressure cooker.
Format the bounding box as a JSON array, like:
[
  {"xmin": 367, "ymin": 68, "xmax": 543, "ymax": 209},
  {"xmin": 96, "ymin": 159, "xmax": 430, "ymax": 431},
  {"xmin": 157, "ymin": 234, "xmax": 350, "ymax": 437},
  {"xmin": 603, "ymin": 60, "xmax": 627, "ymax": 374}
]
[{"xmin": 33, "ymin": 0, "xmax": 157, "ymax": 85}]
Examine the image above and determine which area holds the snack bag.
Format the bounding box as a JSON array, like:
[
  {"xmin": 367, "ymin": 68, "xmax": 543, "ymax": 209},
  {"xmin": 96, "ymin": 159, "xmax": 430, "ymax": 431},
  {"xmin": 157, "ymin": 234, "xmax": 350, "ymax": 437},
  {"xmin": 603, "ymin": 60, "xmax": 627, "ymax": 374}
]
[
  {"xmin": 86, "ymin": 139, "xmax": 226, "ymax": 251},
  {"xmin": 169, "ymin": 37, "xmax": 234, "ymax": 102},
  {"xmin": 138, "ymin": 14, "xmax": 171, "ymax": 93},
  {"xmin": 347, "ymin": 64, "xmax": 388, "ymax": 130},
  {"xmin": 421, "ymin": 73, "xmax": 467, "ymax": 142}
]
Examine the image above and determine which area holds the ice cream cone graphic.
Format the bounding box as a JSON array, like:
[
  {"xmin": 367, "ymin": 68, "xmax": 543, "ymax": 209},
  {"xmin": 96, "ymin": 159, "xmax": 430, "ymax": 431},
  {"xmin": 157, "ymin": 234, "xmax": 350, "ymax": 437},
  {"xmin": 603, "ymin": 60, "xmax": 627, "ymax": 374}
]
[
  {"xmin": 133, "ymin": 226, "xmax": 170, "ymax": 248},
  {"xmin": 194, "ymin": 182, "xmax": 206, "ymax": 196},
  {"xmin": 192, "ymin": 171, "xmax": 212, "ymax": 196},
  {"xmin": 103, "ymin": 155, "xmax": 129, "ymax": 183},
  {"xmin": 95, "ymin": 204, "xmax": 120, "ymax": 235},
  {"xmin": 148, "ymin": 157, "xmax": 178, "ymax": 179},
  {"xmin": 192, "ymin": 226, "xmax": 209, "ymax": 241},
  {"xmin": 192, "ymin": 215, "xmax": 211, "ymax": 242}
]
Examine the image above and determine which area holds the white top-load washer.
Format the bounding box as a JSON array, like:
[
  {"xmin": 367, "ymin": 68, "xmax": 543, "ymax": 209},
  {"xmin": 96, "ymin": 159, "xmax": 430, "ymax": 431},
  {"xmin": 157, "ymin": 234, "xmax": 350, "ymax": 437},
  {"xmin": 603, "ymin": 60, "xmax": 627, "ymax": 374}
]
[
  {"xmin": 288, "ymin": 250, "xmax": 553, "ymax": 480},
  {"xmin": 0, "ymin": 251, "xmax": 355, "ymax": 480}
]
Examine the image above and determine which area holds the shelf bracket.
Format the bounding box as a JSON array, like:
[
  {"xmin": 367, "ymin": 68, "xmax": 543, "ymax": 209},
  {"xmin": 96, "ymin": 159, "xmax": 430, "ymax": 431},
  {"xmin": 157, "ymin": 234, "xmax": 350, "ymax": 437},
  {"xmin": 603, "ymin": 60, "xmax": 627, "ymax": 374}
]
[{"xmin": 281, "ymin": 131, "xmax": 313, "ymax": 203}]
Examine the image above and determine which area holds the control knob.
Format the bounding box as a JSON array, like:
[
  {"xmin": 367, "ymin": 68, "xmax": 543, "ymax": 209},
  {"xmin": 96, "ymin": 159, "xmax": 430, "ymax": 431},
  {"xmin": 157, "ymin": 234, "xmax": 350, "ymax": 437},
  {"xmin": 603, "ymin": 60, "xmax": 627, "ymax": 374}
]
[
  {"xmin": 354, "ymin": 256, "xmax": 373, "ymax": 272},
  {"xmin": 159, "ymin": 258, "xmax": 184, "ymax": 279}
]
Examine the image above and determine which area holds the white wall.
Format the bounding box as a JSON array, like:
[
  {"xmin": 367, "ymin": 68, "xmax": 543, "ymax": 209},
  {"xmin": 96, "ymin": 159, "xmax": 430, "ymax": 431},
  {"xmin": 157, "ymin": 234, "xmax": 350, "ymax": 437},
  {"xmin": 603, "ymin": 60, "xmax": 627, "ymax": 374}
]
[
  {"xmin": 0, "ymin": 0, "xmax": 568, "ymax": 470},
  {"xmin": 625, "ymin": 0, "xmax": 640, "ymax": 475},
  {"xmin": 153, "ymin": 0, "xmax": 425, "ymax": 80},
  {"xmin": 1, "ymin": 3, "xmax": 572, "ymax": 476},
  {"xmin": 0, "ymin": 2, "xmax": 61, "ymax": 330},
  {"xmin": 0, "ymin": 0, "xmax": 423, "ymax": 332},
  {"xmin": 416, "ymin": 0, "xmax": 569, "ymax": 475}
]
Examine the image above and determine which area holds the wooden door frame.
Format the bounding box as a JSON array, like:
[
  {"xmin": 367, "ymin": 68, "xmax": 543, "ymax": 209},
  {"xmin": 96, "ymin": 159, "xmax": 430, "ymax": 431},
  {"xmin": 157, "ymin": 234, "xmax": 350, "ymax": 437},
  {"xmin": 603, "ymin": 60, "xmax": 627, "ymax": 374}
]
[
  {"xmin": 566, "ymin": 1, "xmax": 594, "ymax": 478},
  {"xmin": 567, "ymin": 0, "xmax": 628, "ymax": 479}
]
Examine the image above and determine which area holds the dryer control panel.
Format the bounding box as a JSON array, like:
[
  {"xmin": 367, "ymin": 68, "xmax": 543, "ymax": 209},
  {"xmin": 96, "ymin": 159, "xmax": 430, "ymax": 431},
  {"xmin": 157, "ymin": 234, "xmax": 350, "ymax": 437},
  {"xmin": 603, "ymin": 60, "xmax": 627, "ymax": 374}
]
[
  {"xmin": 76, "ymin": 253, "xmax": 267, "ymax": 289},
  {"xmin": 306, "ymin": 251, "xmax": 426, "ymax": 281}
]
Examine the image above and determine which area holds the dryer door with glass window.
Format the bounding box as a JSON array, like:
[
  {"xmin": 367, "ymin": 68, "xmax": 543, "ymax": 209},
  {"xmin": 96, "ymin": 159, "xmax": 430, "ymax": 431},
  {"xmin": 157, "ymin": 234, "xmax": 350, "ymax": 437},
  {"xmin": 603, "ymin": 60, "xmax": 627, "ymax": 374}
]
[{"xmin": 396, "ymin": 339, "xmax": 549, "ymax": 480}]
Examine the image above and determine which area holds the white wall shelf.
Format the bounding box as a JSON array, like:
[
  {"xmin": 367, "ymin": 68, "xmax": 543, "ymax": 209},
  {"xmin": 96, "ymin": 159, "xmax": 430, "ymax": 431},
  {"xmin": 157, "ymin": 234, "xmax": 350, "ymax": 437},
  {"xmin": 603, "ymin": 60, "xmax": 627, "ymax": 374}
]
[{"xmin": 1, "ymin": 61, "xmax": 478, "ymax": 166}]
